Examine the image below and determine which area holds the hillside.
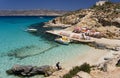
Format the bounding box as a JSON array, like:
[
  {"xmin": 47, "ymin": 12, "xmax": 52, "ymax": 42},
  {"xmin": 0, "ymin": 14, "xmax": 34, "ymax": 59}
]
[
  {"xmin": 46, "ymin": 2, "xmax": 120, "ymax": 39},
  {"xmin": 0, "ymin": 10, "xmax": 68, "ymax": 16}
]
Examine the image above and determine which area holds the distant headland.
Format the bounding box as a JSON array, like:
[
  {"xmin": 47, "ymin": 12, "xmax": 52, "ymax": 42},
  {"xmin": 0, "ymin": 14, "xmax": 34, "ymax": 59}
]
[{"xmin": 0, "ymin": 9, "xmax": 69, "ymax": 16}]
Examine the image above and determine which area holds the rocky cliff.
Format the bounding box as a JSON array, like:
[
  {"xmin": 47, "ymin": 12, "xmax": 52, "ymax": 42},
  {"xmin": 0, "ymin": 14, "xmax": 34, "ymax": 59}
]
[
  {"xmin": 47, "ymin": 2, "xmax": 120, "ymax": 39},
  {"xmin": 48, "ymin": 2, "xmax": 120, "ymax": 25}
]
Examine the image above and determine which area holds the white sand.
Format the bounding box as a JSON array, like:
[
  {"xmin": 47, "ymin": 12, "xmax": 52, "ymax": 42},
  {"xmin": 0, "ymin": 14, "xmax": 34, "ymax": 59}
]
[
  {"xmin": 47, "ymin": 48, "xmax": 109, "ymax": 78},
  {"xmin": 47, "ymin": 38, "xmax": 120, "ymax": 78}
]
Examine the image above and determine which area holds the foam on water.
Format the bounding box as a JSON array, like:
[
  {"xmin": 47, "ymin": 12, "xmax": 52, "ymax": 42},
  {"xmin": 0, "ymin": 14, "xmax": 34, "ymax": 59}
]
[{"xmin": 0, "ymin": 16, "xmax": 90, "ymax": 78}]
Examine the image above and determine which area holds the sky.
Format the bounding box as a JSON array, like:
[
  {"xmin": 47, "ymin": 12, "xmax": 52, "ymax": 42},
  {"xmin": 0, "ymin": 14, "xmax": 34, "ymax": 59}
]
[{"xmin": 0, "ymin": 0, "xmax": 119, "ymax": 11}]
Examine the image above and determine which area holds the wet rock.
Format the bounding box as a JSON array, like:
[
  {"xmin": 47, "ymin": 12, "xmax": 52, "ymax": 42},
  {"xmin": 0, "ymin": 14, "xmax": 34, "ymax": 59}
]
[{"xmin": 6, "ymin": 65, "xmax": 56, "ymax": 77}]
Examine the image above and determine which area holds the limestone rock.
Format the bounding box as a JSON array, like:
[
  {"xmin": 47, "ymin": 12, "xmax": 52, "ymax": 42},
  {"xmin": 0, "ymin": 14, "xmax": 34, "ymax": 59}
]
[
  {"xmin": 6, "ymin": 64, "xmax": 56, "ymax": 77},
  {"xmin": 72, "ymin": 71, "xmax": 92, "ymax": 78}
]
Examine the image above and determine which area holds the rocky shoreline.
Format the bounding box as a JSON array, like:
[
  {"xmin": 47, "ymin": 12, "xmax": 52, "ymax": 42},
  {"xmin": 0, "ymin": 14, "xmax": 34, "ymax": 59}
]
[
  {"xmin": 6, "ymin": 65, "xmax": 57, "ymax": 77},
  {"xmin": 45, "ymin": 2, "xmax": 120, "ymax": 39},
  {"xmin": 42, "ymin": 2, "xmax": 120, "ymax": 78},
  {"xmin": 6, "ymin": 1, "xmax": 120, "ymax": 78}
]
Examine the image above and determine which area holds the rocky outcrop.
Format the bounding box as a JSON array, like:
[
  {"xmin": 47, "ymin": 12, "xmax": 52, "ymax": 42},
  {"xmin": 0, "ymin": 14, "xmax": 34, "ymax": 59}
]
[
  {"xmin": 90, "ymin": 54, "xmax": 120, "ymax": 78},
  {"xmin": 72, "ymin": 71, "xmax": 92, "ymax": 78},
  {"xmin": 48, "ymin": 9, "xmax": 93, "ymax": 25},
  {"xmin": 46, "ymin": 2, "xmax": 120, "ymax": 39},
  {"xmin": 95, "ymin": 53, "xmax": 120, "ymax": 72},
  {"xmin": 48, "ymin": 2, "xmax": 120, "ymax": 27},
  {"xmin": 88, "ymin": 38, "xmax": 120, "ymax": 51},
  {"xmin": 6, "ymin": 65, "xmax": 56, "ymax": 77}
]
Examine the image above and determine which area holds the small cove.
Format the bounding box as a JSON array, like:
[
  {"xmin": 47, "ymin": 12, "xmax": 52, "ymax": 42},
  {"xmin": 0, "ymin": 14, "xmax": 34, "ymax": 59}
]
[{"xmin": 0, "ymin": 16, "xmax": 91, "ymax": 78}]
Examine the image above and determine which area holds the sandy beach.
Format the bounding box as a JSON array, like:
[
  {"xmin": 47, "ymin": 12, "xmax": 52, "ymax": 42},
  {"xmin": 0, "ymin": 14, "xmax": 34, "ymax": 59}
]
[
  {"xmin": 47, "ymin": 48, "xmax": 108, "ymax": 78},
  {"xmin": 47, "ymin": 38, "xmax": 120, "ymax": 78},
  {"xmin": 45, "ymin": 25, "xmax": 120, "ymax": 78}
]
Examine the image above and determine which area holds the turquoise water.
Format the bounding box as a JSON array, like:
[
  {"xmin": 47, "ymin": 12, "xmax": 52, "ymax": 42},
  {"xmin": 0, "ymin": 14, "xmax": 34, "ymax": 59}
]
[{"xmin": 0, "ymin": 16, "xmax": 90, "ymax": 78}]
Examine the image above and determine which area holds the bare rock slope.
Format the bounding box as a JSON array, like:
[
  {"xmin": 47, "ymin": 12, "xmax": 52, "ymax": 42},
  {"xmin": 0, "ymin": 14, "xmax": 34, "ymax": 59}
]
[{"xmin": 47, "ymin": 2, "xmax": 120, "ymax": 39}]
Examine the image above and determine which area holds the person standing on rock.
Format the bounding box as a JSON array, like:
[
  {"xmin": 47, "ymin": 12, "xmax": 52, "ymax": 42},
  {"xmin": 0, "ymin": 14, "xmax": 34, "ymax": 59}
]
[{"xmin": 56, "ymin": 62, "xmax": 62, "ymax": 70}]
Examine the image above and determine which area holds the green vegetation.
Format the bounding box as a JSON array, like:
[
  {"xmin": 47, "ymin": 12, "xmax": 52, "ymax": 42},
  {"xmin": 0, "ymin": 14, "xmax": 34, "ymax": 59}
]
[
  {"xmin": 105, "ymin": 1, "xmax": 112, "ymax": 5},
  {"xmin": 91, "ymin": 1, "xmax": 120, "ymax": 12},
  {"xmin": 116, "ymin": 64, "xmax": 120, "ymax": 67},
  {"xmin": 79, "ymin": 63, "xmax": 91, "ymax": 73},
  {"xmin": 116, "ymin": 60, "xmax": 120, "ymax": 67},
  {"xmin": 63, "ymin": 63, "xmax": 91, "ymax": 78}
]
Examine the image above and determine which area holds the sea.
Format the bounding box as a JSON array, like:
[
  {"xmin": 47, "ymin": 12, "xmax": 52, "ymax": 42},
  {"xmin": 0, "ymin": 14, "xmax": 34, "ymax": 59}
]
[{"xmin": 0, "ymin": 16, "xmax": 90, "ymax": 78}]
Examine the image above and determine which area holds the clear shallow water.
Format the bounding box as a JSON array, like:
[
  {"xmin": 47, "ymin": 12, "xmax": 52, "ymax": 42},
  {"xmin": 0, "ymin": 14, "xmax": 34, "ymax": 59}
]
[{"xmin": 0, "ymin": 16, "xmax": 90, "ymax": 78}]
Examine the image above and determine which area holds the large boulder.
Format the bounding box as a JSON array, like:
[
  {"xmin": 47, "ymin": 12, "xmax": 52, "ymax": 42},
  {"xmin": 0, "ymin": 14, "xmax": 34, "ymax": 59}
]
[
  {"xmin": 6, "ymin": 65, "xmax": 33, "ymax": 76},
  {"xmin": 6, "ymin": 65, "xmax": 56, "ymax": 77}
]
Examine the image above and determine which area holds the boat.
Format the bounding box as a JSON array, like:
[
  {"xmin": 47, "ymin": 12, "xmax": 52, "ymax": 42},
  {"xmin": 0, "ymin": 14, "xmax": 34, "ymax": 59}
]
[
  {"xmin": 39, "ymin": 17, "xmax": 43, "ymax": 18},
  {"xmin": 26, "ymin": 28, "xmax": 37, "ymax": 33},
  {"xmin": 55, "ymin": 36, "xmax": 70, "ymax": 45}
]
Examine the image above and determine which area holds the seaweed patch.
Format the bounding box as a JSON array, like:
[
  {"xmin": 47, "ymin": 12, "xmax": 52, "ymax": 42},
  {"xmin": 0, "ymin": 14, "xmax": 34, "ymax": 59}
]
[{"xmin": 7, "ymin": 45, "xmax": 59, "ymax": 60}]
